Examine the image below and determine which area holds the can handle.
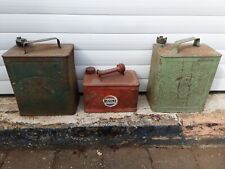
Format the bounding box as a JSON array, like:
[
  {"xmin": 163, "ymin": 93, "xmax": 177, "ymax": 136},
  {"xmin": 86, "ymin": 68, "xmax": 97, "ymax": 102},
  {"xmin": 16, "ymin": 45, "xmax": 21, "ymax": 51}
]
[
  {"xmin": 97, "ymin": 64, "xmax": 126, "ymax": 77},
  {"xmin": 172, "ymin": 37, "xmax": 200, "ymax": 53},
  {"xmin": 16, "ymin": 37, "xmax": 61, "ymax": 54}
]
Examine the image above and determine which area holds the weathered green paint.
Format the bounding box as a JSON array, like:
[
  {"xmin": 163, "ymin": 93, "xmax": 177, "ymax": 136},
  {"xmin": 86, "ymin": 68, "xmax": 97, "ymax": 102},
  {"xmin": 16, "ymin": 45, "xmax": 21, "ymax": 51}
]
[
  {"xmin": 3, "ymin": 44, "xmax": 79, "ymax": 116},
  {"xmin": 147, "ymin": 39, "xmax": 221, "ymax": 112}
]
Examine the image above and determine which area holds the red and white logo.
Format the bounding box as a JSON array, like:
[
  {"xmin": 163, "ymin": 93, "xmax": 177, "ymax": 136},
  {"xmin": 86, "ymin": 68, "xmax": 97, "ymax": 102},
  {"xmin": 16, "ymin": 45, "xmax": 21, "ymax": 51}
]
[{"xmin": 103, "ymin": 95, "xmax": 118, "ymax": 107}]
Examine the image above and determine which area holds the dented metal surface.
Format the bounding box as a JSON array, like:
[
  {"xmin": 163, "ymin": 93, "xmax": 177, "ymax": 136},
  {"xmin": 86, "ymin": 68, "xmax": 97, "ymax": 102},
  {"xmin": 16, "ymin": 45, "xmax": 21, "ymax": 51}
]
[
  {"xmin": 83, "ymin": 64, "xmax": 139, "ymax": 113},
  {"xmin": 147, "ymin": 37, "xmax": 221, "ymax": 112},
  {"xmin": 2, "ymin": 39, "xmax": 79, "ymax": 116}
]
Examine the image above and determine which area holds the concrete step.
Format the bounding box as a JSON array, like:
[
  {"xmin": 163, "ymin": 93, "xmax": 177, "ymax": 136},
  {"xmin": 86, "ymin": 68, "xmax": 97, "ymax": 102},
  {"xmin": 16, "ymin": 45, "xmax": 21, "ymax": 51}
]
[{"xmin": 0, "ymin": 94, "xmax": 224, "ymax": 148}]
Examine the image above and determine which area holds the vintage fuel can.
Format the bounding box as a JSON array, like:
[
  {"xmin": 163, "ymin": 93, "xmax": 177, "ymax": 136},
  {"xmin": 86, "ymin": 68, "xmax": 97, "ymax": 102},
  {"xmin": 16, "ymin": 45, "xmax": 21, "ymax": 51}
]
[
  {"xmin": 2, "ymin": 37, "xmax": 79, "ymax": 116},
  {"xmin": 83, "ymin": 64, "xmax": 139, "ymax": 113},
  {"xmin": 147, "ymin": 37, "xmax": 221, "ymax": 112}
]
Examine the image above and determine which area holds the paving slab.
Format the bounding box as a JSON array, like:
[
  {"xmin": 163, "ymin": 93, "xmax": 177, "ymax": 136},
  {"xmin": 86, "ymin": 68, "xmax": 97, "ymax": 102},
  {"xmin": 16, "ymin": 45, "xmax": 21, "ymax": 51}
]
[
  {"xmin": 1, "ymin": 150, "xmax": 55, "ymax": 169},
  {"xmin": 53, "ymin": 149, "xmax": 103, "ymax": 169},
  {"xmin": 0, "ymin": 147, "xmax": 224, "ymax": 169},
  {"xmin": 149, "ymin": 148, "xmax": 199, "ymax": 169},
  {"xmin": 192, "ymin": 147, "xmax": 225, "ymax": 169},
  {"xmin": 103, "ymin": 147, "xmax": 152, "ymax": 169}
]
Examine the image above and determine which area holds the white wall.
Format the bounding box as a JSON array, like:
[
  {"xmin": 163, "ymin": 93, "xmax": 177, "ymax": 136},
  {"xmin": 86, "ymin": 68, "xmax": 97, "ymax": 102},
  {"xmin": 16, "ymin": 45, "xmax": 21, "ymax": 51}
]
[{"xmin": 0, "ymin": 0, "xmax": 225, "ymax": 94}]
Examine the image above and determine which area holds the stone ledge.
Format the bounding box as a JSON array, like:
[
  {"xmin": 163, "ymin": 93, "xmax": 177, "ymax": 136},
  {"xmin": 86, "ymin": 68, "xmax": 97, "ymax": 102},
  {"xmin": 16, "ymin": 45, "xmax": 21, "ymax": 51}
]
[{"xmin": 0, "ymin": 94, "xmax": 225, "ymax": 148}]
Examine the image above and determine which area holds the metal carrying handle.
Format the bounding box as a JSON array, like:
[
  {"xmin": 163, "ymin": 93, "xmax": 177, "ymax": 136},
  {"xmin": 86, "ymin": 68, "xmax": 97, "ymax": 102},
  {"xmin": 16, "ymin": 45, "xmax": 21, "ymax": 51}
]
[
  {"xmin": 172, "ymin": 37, "xmax": 200, "ymax": 53},
  {"xmin": 16, "ymin": 37, "xmax": 61, "ymax": 54},
  {"xmin": 97, "ymin": 63, "xmax": 126, "ymax": 77}
]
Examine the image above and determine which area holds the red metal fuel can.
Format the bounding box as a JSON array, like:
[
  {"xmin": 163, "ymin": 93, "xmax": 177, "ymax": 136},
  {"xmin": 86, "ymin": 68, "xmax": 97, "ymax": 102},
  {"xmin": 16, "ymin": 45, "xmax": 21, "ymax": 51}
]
[{"xmin": 83, "ymin": 64, "xmax": 139, "ymax": 113}]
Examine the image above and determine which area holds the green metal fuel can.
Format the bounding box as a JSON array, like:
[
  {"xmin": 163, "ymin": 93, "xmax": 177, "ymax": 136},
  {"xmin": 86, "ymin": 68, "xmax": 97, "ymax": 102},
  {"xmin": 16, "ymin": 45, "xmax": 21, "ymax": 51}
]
[
  {"xmin": 2, "ymin": 37, "xmax": 79, "ymax": 116},
  {"xmin": 147, "ymin": 37, "xmax": 221, "ymax": 112}
]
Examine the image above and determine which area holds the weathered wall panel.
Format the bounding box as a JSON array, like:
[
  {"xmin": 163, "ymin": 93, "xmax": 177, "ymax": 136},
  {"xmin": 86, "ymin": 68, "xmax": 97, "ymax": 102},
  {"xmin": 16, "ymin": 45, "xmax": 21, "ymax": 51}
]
[{"xmin": 0, "ymin": 1, "xmax": 224, "ymax": 93}]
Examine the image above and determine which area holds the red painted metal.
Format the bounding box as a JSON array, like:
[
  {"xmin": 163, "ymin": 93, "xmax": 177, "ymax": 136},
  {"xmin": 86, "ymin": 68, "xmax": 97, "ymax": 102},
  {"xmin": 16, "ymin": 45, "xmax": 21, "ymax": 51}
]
[{"xmin": 83, "ymin": 64, "xmax": 139, "ymax": 113}]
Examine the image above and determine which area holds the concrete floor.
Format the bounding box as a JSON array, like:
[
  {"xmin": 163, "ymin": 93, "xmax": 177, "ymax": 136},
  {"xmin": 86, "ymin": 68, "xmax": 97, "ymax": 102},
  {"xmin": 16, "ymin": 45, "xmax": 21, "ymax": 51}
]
[{"xmin": 0, "ymin": 147, "xmax": 224, "ymax": 169}]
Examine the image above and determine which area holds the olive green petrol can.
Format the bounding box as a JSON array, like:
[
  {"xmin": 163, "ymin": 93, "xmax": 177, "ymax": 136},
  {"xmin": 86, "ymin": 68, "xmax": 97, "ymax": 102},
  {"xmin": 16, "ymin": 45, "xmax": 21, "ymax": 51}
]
[
  {"xmin": 2, "ymin": 37, "xmax": 79, "ymax": 116},
  {"xmin": 147, "ymin": 37, "xmax": 221, "ymax": 112}
]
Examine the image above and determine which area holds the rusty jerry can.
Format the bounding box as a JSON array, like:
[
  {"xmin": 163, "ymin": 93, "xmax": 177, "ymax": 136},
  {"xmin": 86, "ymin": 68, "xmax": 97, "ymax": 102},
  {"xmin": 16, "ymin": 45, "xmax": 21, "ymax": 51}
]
[
  {"xmin": 147, "ymin": 37, "xmax": 221, "ymax": 112},
  {"xmin": 83, "ymin": 64, "xmax": 139, "ymax": 113},
  {"xmin": 2, "ymin": 37, "xmax": 79, "ymax": 116}
]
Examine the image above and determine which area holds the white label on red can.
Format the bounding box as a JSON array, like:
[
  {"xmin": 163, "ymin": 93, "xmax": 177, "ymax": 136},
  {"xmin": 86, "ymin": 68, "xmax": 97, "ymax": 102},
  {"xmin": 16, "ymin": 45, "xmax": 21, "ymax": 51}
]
[{"xmin": 103, "ymin": 95, "xmax": 118, "ymax": 107}]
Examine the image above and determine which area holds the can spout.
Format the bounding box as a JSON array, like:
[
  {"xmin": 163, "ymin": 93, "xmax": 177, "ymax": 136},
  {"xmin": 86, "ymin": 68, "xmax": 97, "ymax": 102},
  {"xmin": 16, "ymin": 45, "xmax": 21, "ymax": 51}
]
[
  {"xmin": 157, "ymin": 36, "xmax": 167, "ymax": 47},
  {"xmin": 16, "ymin": 37, "xmax": 61, "ymax": 54}
]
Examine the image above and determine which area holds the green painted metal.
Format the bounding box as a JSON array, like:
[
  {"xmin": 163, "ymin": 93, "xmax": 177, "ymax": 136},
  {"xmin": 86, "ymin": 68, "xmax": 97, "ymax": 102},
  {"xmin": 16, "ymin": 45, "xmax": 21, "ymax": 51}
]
[
  {"xmin": 3, "ymin": 43, "xmax": 79, "ymax": 116},
  {"xmin": 147, "ymin": 37, "xmax": 221, "ymax": 112}
]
